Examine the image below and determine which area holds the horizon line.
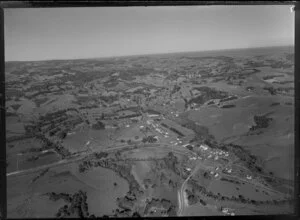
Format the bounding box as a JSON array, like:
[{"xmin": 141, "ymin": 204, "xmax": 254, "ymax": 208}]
[{"xmin": 5, "ymin": 44, "xmax": 294, "ymax": 63}]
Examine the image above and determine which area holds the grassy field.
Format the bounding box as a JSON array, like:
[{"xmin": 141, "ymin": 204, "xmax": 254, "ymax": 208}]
[
  {"xmin": 20, "ymin": 151, "xmax": 61, "ymax": 170},
  {"xmin": 6, "ymin": 116, "xmax": 25, "ymax": 137},
  {"xmin": 131, "ymin": 161, "xmax": 153, "ymax": 188},
  {"xmin": 7, "ymin": 172, "xmax": 68, "ymax": 218},
  {"xmin": 62, "ymin": 130, "xmax": 89, "ymax": 153},
  {"xmin": 8, "ymin": 161, "xmax": 130, "ymax": 217},
  {"xmin": 206, "ymin": 179, "xmax": 282, "ymax": 201},
  {"xmin": 183, "ymin": 204, "xmax": 222, "ymax": 216},
  {"xmin": 121, "ymin": 147, "xmax": 170, "ymax": 160},
  {"xmin": 7, "ymin": 138, "xmax": 46, "ymax": 173},
  {"xmin": 74, "ymin": 166, "xmax": 129, "ymax": 216}
]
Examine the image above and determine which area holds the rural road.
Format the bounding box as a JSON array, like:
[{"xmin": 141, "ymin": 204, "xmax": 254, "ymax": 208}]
[
  {"xmin": 6, "ymin": 142, "xmax": 193, "ymax": 177},
  {"xmin": 6, "ymin": 145, "xmax": 131, "ymax": 177},
  {"xmin": 177, "ymin": 162, "xmax": 203, "ymax": 216},
  {"xmin": 7, "ymin": 155, "xmax": 83, "ymax": 177}
]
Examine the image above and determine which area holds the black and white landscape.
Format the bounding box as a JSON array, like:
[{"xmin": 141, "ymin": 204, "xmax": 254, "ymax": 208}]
[{"xmin": 5, "ymin": 6, "xmax": 294, "ymax": 217}]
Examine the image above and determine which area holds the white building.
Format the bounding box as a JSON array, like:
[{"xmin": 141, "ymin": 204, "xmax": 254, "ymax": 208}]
[
  {"xmin": 148, "ymin": 114, "xmax": 160, "ymax": 118},
  {"xmin": 221, "ymin": 208, "xmax": 230, "ymax": 213},
  {"xmin": 200, "ymin": 144, "xmax": 208, "ymax": 151}
]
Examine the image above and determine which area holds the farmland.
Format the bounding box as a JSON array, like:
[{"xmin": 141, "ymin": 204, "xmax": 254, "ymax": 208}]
[{"xmin": 6, "ymin": 46, "xmax": 294, "ymax": 217}]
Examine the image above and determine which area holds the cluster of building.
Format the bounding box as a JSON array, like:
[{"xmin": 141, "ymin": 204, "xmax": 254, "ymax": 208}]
[
  {"xmin": 146, "ymin": 119, "xmax": 171, "ymax": 139},
  {"xmin": 223, "ymin": 167, "xmax": 232, "ymax": 174},
  {"xmin": 221, "ymin": 207, "xmax": 235, "ymax": 216},
  {"xmin": 170, "ymin": 138, "xmax": 183, "ymax": 146},
  {"xmin": 169, "ymin": 111, "xmax": 180, "ymax": 117},
  {"xmin": 199, "ymin": 144, "xmax": 230, "ymax": 161}
]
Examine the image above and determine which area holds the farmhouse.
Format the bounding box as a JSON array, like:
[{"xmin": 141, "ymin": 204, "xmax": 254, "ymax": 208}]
[{"xmin": 199, "ymin": 144, "xmax": 209, "ymax": 151}]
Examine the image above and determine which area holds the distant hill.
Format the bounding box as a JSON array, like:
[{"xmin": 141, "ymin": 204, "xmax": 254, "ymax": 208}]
[{"xmin": 5, "ymin": 45, "xmax": 293, "ymax": 63}]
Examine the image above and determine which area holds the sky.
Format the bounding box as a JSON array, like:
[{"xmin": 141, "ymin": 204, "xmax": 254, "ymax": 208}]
[{"xmin": 4, "ymin": 5, "xmax": 294, "ymax": 61}]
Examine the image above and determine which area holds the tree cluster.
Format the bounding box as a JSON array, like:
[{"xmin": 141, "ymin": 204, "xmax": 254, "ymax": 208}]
[
  {"xmin": 46, "ymin": 190, "xmax": 90, "ymax": 218},
  {"xmin": 185, "ymin": 188, "xmax": 207, "ymax": 206},
  {"xmin": 188, "ymin": 87, "xmax": 228, "ymax": 105},
  {"xmin": 188, "ymin": 179, "xmax": 292, "ymax": 206},
  {"xmin": 91, "ymin": 121, "xmax": 105, "ymax": 130},
  {"xmin": 250, "ymin": 115, "xmax": 273, "ymax": 131},
  {"xmin": 142, "ymin": 135, "xmax": 158, "ymax": 143},
  {"xmin": 143, "ymin": 197, "xmax": 176, "ymax": 217}
]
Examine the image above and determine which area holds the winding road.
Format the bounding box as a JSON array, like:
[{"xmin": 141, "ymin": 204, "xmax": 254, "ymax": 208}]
[{"xmin": 177, "ymin": 162, "xmax": 203, "ymax": 216}]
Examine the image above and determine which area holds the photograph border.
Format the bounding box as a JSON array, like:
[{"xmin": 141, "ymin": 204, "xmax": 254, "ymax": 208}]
[{"xmin": 0, "ymin": 1, "xmax": 298, "ymax": 219}]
